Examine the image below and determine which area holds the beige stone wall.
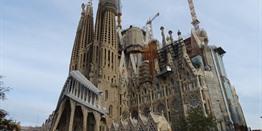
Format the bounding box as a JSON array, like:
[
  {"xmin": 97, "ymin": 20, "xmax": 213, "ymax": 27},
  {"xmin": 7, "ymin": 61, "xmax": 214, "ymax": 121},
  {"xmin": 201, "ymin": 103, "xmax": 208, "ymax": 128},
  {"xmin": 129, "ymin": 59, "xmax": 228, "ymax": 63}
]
[{"xmin": 94, "ymin": 2, "xmax": 120, "ymax": 127}]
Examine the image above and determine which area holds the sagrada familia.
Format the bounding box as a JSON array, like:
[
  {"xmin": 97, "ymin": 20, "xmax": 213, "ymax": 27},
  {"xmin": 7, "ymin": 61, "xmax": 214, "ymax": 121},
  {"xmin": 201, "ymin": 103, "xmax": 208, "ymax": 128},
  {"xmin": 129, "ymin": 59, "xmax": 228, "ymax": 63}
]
[{"xmin": 41, "ymin": 0, "xmax": 247, "ymax": 131}]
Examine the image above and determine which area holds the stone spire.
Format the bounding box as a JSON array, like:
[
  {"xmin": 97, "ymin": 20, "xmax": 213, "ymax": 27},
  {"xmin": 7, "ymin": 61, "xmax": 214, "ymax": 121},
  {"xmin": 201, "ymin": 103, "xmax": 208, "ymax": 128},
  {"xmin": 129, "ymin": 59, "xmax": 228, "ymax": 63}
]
[
  {"xmin": 177, "ymin": 30, "xmax": 182, "ymax": 39},
  {"xmin": 88, "ymin": 0, "xmax": 92, "ymax": 5},
  {"xmin": 69, "ymin": 2, "xmax": 94, "ymax": 77},
  {"xmin": 168, "ymin": 30, "xmax": 174, "ymax": 43},
  {"xmin": 86, "ymin": 0, "xmax": 93, "ymax": 16},
  {"xmin": 94, "ymin": 0, "xmax": 118, "ymax": 74},
  {"xmin": 95, "ymin": 0, "xmax": 118, "ymax": 41},
  {"xmin": 116, "ymin": 0, "xmax": 122, "ymax": 27},
  {"xmin": 93, "ymin": 0, "xmax": 120, "ymax": 126},
  {"xmin": 81, "ymin": 3, "xmax": 85, "ymax": 15}
]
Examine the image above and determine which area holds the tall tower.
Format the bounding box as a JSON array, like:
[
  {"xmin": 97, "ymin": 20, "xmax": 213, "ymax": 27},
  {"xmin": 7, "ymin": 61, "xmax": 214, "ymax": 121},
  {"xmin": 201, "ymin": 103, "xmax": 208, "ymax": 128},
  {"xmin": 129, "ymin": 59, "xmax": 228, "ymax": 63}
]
[
  {"xmin": 50, "ymin": 2, "xmax": 108, "ymax": 131},
  {"xmin": 94, "ymin": 0, "xmax": 120, "ymax": 126},
  {"xmin": 69, "ymin": 2, "xmax": 94, "ymax": 78}
]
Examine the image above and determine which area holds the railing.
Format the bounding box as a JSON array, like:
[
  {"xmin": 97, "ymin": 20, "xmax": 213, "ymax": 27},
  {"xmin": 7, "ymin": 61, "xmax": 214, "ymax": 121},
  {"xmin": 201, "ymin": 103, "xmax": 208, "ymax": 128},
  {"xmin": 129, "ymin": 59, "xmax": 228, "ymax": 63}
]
[{"xmin": 63, "ymin": 78, "xmax": 107, "ymax": 114}]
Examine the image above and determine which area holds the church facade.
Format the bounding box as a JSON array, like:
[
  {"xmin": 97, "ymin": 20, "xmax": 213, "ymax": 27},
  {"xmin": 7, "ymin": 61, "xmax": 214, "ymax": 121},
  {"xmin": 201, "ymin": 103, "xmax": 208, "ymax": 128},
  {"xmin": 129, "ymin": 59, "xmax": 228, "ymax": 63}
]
[{"xmin": 42, "ymin": 0, "xmax": 247, "ymax": 131}]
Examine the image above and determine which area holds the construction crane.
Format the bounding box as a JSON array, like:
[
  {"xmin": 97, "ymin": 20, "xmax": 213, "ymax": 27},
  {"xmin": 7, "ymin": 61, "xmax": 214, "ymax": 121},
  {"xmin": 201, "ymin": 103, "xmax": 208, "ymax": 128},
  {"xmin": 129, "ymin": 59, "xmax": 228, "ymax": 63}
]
[
  {"xmin": 146, "ymin": 12, "xmax": 160, "ymax": 25},
  {"xmin": 187, "ymin": 0, "xmax": 200, "ymax": 30},
  {"xmin": 145, "ymin": 12, "xmax": 160, "ymax": 42}
]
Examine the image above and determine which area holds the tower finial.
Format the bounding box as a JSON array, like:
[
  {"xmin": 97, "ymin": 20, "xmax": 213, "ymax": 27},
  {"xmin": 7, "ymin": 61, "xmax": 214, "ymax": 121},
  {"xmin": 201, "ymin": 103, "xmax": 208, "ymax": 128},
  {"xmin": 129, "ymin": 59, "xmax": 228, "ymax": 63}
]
[
  {"xmin": 177, "ymin": 30, "xmax": 182, "ymax": 40},
  {"xmin": 116, "ymin": 0, "xmax": 122, "ymax": 27},
  {"xmin": 160, "ymin": 26, "xmax": 167, "ymax": 47},
  {"xmin": 81, "ymin": 3, "xmax": 85, "ymax": 12},
  {"xmin": 168, "ymin": 30, "xmax": 174, "ymax": 43},
  {"xmin": 81, "ymin": 3, "xmax": 86, "ymax": 15},
  {"xmin": 85, "ymin": 0, "xmax": 94, "ymax": 16},
  {"xmin": 88, "ymin": 0, "xmax": 93, "ymax": 6}
]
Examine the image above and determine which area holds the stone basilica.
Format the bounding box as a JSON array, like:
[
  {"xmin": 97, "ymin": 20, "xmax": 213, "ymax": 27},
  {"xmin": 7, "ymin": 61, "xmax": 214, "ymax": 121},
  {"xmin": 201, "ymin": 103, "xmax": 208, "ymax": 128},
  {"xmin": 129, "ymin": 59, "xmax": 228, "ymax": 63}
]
[{"xmin": 41, "ymin": 0, "xmax": 247, "ymax": 131}]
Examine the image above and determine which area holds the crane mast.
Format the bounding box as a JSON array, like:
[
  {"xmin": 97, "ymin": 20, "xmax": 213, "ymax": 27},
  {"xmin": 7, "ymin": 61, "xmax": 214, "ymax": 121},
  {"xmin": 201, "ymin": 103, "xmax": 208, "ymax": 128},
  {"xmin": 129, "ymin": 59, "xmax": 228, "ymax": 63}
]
[{"xmin": 188, "ymin": 0, "xmax": 200, "ymax": 30}]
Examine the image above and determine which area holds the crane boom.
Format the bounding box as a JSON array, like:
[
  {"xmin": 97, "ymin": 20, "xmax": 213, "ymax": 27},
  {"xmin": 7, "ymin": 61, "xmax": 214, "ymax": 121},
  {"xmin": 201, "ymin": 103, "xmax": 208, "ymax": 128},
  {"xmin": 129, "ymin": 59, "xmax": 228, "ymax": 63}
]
[
  {"xmin": 147, "ymin": 12, "xmax": 160, "ymax": 24},
  {"xmin": 188, "ymin": 0, "xmax": 200, "ymax": 29}
]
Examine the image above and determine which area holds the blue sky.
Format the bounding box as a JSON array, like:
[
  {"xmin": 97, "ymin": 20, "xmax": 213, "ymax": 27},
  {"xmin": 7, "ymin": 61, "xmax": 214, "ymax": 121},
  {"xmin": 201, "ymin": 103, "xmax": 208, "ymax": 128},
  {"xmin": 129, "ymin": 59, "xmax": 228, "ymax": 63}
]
[{"xmin": 0, "ymin": 0, "xmax": 261, "ymax": 129}]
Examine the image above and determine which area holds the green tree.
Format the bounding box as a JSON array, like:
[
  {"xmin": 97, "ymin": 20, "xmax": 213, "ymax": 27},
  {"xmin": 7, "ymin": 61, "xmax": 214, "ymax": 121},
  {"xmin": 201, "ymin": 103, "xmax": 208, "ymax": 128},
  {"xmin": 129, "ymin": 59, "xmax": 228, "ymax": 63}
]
[
  {"xmin": 185, "ymin": 108, "xmax": 216, "ymax": 131},
  {"xmin": 0, "ymin": 76, "xmax": 9, "ymax": 100},
  {"xmin": 0, "ymin": 76, "xmax": 21, "ymax": 131},
  {"xmin": 0, "ymin": 116, "xmax": 21, "ymax": 131}
]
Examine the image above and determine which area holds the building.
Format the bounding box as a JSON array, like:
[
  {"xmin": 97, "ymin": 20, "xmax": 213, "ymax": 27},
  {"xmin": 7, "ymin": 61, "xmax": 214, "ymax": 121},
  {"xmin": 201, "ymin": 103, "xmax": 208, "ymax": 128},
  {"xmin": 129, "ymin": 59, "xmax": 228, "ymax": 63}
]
[
  {"xmin": 49, "ymin": 0, "xmax": 122, "ymax": 130},
  {"xmin": 43, "ymin": 0, "xmax": 247, "ymax": 131},
  {"xmin": 41, "ymin": 112, "xmax": 54, "ymax": 131}
]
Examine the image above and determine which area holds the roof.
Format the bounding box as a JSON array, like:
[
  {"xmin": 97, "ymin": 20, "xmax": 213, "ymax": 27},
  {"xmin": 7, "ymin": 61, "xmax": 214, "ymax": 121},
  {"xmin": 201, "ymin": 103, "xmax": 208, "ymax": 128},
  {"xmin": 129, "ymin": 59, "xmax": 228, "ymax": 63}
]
[
  {"xmin": 121, "ymin": 25, "xmax": 146, "ymax": 35},
  {"xmin": 70, "ymin": 70, "xmax": 102, "ymax": 95}
]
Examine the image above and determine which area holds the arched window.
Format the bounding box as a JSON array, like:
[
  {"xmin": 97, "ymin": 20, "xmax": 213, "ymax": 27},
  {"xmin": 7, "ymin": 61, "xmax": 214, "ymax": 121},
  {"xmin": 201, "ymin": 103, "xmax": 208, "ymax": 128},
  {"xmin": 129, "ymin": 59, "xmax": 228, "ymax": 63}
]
[
  {"xmin": 111, "ymin": 52, "xmax": 114, "ymax": 69},
  {"xmin": 109, "ymin": 105, "xmax": 113, "ymax": 116},
  {"xmin": 157, "ymin": 103, "xmax": 166, "ymax": 113},
  {"xmin": 96, "ymin": 46, "xmax": 99, "ymax": 63},
  {"xmin": 108, "ymin": 50, "xmax": 110, "ymax": 67},
  {"xmin": 104, "ymin": 48, "xmax": 106, "ymax": 66},
  {"xmin": 87, "ymin": 113, "xmax": 95, "ymax": 131},
  {"xmin": 105, "ymin": 90, "xmax": 108, "ymax": 101}
]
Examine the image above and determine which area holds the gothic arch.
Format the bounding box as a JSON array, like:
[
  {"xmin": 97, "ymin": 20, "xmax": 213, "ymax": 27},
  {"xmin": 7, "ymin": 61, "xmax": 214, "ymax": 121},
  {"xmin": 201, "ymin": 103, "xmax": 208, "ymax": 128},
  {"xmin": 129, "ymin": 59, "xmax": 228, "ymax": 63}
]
[
  {"xmin": 57, "ymin": 99, "xmax": 71, "ymax": 131},
  {"xmin": 100, "ymin": 117, "xmax": 107, "ymax": 131},
  {"xmin": 131, "ymin": 110, "xmax": 138, "ymax": 119},
  {"xmin": 87, "ymin": 112, "xmax": 96, "ymax": 131},
  {"xmin": 143, "ymin": 106, "xmax": 150, "ymax": 117},
  {"xmin": 73, "ymin": 106, "xmax": 83, "ymax": 131},
  {"xmin": 109, "ymin": 105, "xmax": 113, "ymax": 116},
  {"xmin": 157, "ymin": 103, "xmax": 166, "ymax": 113},
  {"xmin": 122, "ymin": 110, "xmax": 129, "ymax": 120}
]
